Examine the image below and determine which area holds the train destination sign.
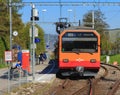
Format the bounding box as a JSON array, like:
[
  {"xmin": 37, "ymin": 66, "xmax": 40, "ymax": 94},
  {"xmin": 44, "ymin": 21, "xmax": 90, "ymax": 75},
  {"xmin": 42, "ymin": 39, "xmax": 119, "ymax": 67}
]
[{"xmin": 63, "ymin": 32, "xmax": 96, "ymax": 37}]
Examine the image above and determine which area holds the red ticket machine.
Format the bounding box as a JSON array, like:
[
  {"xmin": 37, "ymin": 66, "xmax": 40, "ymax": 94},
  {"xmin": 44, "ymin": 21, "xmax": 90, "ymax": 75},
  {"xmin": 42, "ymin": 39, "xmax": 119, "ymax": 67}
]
[{"xmin": 22, "ymin": 50, "xmax": 30, "ymax": 72}]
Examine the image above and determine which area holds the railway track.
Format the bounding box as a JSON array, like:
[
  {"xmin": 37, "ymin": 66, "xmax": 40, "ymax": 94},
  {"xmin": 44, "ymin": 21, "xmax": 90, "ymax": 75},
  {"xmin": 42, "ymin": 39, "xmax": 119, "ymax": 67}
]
[
  {"xmin": 93, "ymin": 63, "xmax": 120, "ymax": 95},
  {"xmin": 49, "ymin": 64, "xmax": 107, "ymax": 95},
  {"xmin": 101, "ymin": 63, "xmax": 120, "ymax": 95},
  {"xmin": 49, "ymin": 63, "xmax": 120, "ymax": 95},
  {"xmin": 71, "ymin": 64, "xmax": 108, "ymax": 95}
]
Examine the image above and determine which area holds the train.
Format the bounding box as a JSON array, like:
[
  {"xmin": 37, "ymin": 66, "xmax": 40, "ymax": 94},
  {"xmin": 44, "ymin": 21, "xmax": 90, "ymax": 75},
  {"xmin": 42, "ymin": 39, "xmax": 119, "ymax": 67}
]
[{"xmin": 55, "ymin": 18, "xmax": 100, "ymax": 77}]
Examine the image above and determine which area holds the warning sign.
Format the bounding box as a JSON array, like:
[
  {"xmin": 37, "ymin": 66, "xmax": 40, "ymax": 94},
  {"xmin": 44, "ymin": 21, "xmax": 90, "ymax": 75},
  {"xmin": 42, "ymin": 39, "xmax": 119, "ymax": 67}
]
[{"xmin": 5, "ymin": 51, "xmax": 12, "ymax": 62}]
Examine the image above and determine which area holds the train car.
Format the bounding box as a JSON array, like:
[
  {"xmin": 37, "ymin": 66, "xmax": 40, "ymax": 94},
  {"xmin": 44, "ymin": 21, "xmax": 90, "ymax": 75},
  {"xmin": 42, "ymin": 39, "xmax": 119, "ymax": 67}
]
[{"xmin": 58, "ymin": 26, "xmax": 100, "ymax": 76}]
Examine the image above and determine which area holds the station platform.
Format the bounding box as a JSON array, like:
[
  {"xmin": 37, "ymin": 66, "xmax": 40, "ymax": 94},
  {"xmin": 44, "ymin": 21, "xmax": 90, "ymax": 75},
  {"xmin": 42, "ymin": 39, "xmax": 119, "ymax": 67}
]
[{"xmin": 27, "ymin": 59, "xmax": 57, "ymax": 83}]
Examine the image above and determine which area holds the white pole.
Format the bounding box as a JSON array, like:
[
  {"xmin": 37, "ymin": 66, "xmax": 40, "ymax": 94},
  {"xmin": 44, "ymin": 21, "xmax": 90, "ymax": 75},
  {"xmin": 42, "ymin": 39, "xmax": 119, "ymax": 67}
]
[
  {"xmin": 68, "ymin": 9, "xmax": 72, "ymax": 22},
  {"xmin": 42, "ymin": 9, "xmax": 47, "ymax": 22},
  {"xmin": 31, "ymin": 4, "xmax": 35, "ymax": 80},
  {"xmin": 92, "ymin": 10, "xmax": 95, "ymax": 29}
]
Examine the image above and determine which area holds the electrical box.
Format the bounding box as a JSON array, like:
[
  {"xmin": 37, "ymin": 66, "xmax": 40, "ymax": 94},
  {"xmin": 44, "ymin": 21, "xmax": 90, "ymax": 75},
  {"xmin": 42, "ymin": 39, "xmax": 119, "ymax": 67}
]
[
  {"xmin": 22, "ymin": 50, "xmax": 30, "ymax": 72},
  {"xmin": 32, "ymin": 8, "xmax": 39, "ymax": 17}
]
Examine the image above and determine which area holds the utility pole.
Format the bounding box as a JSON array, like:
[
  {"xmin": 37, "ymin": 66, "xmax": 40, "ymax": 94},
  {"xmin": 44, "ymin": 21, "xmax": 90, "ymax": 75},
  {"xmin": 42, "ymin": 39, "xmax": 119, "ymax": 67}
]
[
  {"xmin": 8, "ymin": 0, "xmax": 12, "ymax": 93},
  {"xmin": 9, "ymin": 0, "xmax": 12, "ymax": 52},
  {"xmin": 92, "ymin": 10, "xmax": 95, "ymax": 29},
  {"xmin": 31, "ymin": 4, "xmax": 39, "ymax": 80}
]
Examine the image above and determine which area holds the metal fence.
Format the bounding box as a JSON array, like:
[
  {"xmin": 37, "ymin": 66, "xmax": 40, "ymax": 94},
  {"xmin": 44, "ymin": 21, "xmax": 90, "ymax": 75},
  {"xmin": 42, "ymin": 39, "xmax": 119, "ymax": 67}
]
[
  {"xmin": 0, "ymin": 52, "xmax": 51, "ymax": 94},
  {"xmin": 0, "ymin": 65, "xmax": 31, "ymax": 95}
]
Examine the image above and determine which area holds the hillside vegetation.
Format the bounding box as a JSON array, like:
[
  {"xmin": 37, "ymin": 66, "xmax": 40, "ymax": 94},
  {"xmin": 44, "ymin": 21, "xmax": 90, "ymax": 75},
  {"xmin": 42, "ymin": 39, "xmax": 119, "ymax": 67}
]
[{"xmin": 101, "ymin": 54, "xmax": 120, "ymax": 64}]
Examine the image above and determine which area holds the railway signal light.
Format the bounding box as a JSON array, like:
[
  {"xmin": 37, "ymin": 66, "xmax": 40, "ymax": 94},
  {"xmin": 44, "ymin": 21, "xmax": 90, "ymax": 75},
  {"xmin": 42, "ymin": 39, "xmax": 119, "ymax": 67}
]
[{"xmin": 31, "ymin": 5, "xmax": 39, "ymax": 21}]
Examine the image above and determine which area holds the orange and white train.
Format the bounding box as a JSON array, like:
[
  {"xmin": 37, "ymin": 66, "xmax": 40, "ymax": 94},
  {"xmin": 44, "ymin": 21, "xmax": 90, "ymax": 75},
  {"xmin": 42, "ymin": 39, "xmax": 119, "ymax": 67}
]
[{"xmin": 57, "ymin": 26, "xmax": 100, "ymax": 76}]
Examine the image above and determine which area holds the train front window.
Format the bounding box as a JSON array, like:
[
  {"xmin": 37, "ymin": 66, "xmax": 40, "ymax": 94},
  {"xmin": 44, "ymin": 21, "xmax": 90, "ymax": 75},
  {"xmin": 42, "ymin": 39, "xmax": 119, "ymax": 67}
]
[{"xmin": 62, "ymin": 32, "xmax": 98, "ymax": 53}]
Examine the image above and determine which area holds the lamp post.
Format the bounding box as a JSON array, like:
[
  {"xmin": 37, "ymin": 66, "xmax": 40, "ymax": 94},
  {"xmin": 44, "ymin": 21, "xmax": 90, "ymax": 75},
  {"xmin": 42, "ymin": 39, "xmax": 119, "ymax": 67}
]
[
  {"xmin": 42, "ymin": 9, "xmax": 47, "ymax": 22},
  {"xmin": 67, "ymin": 9, "xmax": 72, "ymax": 22}
]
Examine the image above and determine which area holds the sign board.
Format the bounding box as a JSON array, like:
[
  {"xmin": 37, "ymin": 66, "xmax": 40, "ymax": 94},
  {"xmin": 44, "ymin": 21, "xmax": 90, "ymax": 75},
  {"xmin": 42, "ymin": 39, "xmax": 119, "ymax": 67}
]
[
  {"xmin": 31, "ymin": 43, "xmax": 36, "ymax": 49},
  {"xmin": 29, "ymin": 27, "xmax": 38, "ymax": 37},
  {"xmin": 13, "ymin": 31, "xmax": 18, "ymax": 36},
  {"xmin": 35, "ymin": 38, "xmax": 40, "ymax": 43},
  {"xmin": 46, "ymin": 44, "xmax": 50, "ymax": 49},
  {"xmin": 22, "ymin": 50, "xmax": 29, "ymax": 53},
  {"xmin": 5, "ymin": 51, "xmax": 12, "ymax": 62}
]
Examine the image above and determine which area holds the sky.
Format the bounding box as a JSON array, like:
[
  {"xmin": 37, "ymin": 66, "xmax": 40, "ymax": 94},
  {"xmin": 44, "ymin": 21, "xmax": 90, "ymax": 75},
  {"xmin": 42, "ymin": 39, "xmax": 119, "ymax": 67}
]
[{"xmin": 19, "ymin": 0, "xmax": 120, "ymax": 34}]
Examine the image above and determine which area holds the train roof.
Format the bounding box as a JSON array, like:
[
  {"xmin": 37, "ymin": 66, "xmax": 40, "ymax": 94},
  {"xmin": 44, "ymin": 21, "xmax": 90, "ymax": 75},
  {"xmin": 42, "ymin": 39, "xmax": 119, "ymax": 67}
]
[
  {"xmin": 59, "ymin": 26, "xmax": 100, "ymax": 37},
  {"xmin": 65, "ymin": 26, "xmax": 95, "ymax": 30}
]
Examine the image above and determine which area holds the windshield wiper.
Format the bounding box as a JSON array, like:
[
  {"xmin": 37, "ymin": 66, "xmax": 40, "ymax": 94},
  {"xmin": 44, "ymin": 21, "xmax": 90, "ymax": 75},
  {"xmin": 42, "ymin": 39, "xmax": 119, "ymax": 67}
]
[
  {"xmin": 72, "ymin": 49, "xmax": 80, "ymax": 54},
  {"xmin": 88, "ymin": 52, "xmax": 93, "ymax": 55}
]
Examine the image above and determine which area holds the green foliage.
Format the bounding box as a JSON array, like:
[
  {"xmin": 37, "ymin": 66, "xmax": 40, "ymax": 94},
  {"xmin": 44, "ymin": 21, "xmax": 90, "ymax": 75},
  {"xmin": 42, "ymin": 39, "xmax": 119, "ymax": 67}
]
[
  {"xmin": 100, "ymin": 55, "xmax": 106, "ymax": 62},
  {"xmin": 0, "ymin": 37, "xmax": 5, "ymax": 58},
  {"xmin": 109, "ymin": 54, "xmax": 120, "ymax": 64},
  {"xmin": 0, "ymin": 0, "xmax": 24, "ymax": 58},
  {"xmin": 0, "ymin": 2, "xmax": 9, "ymax": 35},
  {"xmin": 0, "ymin": 0, "xmax": 45, "ymax": 59},
  {"xmin": 83, "ymin": 10, "xmax": 109, "ymax": 32},
  {"xmin": 35, "ymin": 24, "xmax": 45, "ymax": 55},
  {"xmin": 0, "ymin": 1, "xmax": 23, "ymax": 36},
  {"xmin": 0, "ymin": 63, "xmax": 8, "ymax": 69},
  {"xmin": 19, "ymin": 23, "xmax": 45, "ymax": 55},
  {"xmin": 101, "ymin": 54, "xmax": 120, "ymax": 64},
  {"xmin": 17, "ymin": 23, "xmax": 30, "ymax": 49},
  {"xmin": 83, "ymin": 10, "xmax": 113, "ymax": 54}
]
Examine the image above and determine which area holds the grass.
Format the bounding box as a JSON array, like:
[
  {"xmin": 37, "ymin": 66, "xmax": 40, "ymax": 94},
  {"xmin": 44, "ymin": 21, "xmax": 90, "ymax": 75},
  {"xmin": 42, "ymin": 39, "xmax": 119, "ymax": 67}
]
[
  {"xmin": 109, "ymin": 54, "xmax": 120, "ymax": 64},
  {"xmin": 0, "ymin": 63, "xmax": 8, "ymax": 69},
  {"xmin": 101, "ymin": 54, "xmax": 120, "ymax": 64}
]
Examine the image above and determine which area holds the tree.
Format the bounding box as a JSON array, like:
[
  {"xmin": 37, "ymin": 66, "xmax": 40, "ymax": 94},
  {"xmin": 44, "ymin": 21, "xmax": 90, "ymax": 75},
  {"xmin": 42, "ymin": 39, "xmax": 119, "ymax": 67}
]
[
  {"xmin": 18, "ymin": 23, "xmax": 45, "ymax": 56},
  {"xmin": 83, "ymin": 10, "xmax": 111, "ymax": 54},
  {"xmin": 0, "ymin": 0, "xmax": 23, "ymax": 36},
  {"xmin": 35, "ymin": 24, "xmax": 45, "ymax": 55},
  {"xmin": 83, "ymin": 10, "xmax": 109, "ymax": 34},
  {"xmin": 0, "ymin": 0, "xmax": 23, "ymax": 58}
]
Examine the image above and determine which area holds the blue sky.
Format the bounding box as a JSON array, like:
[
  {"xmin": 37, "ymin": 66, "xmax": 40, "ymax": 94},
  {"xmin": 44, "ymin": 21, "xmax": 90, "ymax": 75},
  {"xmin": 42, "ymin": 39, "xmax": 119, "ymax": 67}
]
[{"xmin": 19, "ymin": 0, "xmax": 120, "ymax": 34}]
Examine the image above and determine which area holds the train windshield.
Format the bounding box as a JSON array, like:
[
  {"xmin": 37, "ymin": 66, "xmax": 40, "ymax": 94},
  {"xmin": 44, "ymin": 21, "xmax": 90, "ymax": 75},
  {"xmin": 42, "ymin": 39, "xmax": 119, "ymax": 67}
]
[{"xmin": 62, "ymin": 32, "xmax": 98, "ymax": 53}]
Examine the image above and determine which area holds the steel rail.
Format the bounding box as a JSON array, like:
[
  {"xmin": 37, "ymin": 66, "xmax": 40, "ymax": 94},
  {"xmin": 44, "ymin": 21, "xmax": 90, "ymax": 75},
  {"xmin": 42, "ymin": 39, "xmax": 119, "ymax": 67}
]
[
  {"xmin": 51, "ymin": 79, "xmax": 70, "ymax": 95},
  {"xmin": 101, "ymin": 62, "xmax": 120, "ymax": 71},
  {"xmin": 100, "ymin": 63, "xmax": 120, "ymax": 95},
  {"xmin": 72, "ymin": 79, "xmax": 91, "ymax": 95},
  {"xmin": 107, "ymin": 80, "xmax": 120, "ymax": 95}
]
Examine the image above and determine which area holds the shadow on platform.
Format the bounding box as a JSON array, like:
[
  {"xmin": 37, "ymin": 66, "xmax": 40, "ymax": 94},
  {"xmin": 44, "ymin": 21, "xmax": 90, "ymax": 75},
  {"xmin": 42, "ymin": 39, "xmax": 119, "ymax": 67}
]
[{"xmin": 38, "ymin": 59, "xmax": 59, "ymax": 74}]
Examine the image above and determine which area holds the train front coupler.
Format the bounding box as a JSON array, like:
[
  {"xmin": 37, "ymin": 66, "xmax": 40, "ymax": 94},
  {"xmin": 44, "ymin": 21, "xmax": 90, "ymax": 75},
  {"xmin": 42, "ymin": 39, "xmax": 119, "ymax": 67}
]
[{"xmin": 76, "ymin": 66, "xmax": 84, "ymax": 76}]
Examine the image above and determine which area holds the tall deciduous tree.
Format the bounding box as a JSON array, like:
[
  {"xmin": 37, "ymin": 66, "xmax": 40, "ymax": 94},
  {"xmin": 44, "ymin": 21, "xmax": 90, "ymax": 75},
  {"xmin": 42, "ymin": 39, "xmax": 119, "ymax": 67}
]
[
  {"xmin": 83, "ymin": 10, "xmax": 112, "ymax": 54},
  {"xmin": 0, "ymin": 0, "xmax": 23, "ymax": 58},
  {"xmin": 19, "ymin": 23, "xmax": 45, "ymax": 56}
]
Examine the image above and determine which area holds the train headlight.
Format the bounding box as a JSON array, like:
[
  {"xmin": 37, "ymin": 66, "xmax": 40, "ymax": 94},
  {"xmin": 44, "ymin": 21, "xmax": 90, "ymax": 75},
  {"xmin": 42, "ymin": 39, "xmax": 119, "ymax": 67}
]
[
  {"xmin": 63, "ymin": 59, "xmax": 69, "ymax": 63},
  {"xmin": 90, "ymin": 59, "xmax": 96, "ymax": 63}
]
